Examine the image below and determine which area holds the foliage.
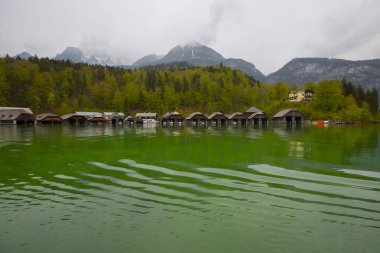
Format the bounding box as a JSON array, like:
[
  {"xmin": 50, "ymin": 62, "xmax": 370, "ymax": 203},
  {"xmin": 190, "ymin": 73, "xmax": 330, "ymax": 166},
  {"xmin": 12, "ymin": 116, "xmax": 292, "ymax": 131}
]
[{"xmin": 0, "ymin": 56, "xmax": 378, "ymax": 122}]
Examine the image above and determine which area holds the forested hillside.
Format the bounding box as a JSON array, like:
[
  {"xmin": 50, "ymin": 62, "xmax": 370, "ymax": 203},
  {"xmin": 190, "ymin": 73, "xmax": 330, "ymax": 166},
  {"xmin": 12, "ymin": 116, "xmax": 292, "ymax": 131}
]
[{"xmin": 0, "ymin": 56, "xmax": 378, "ymax": 122}]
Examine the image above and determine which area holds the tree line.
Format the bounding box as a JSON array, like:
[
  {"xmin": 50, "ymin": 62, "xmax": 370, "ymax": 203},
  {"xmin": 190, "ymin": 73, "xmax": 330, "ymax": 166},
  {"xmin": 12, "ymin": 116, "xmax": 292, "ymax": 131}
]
[{"xmin": 0, "ymin": 56, "xmax": 378, "ymax": 122}]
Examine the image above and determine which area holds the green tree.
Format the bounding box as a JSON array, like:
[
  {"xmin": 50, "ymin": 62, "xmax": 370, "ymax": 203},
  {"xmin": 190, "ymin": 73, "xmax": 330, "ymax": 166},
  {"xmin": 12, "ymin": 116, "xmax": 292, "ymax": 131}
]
[{"xmin": 312, "ymin": 80, "xmax": 344, "ymax": 112}]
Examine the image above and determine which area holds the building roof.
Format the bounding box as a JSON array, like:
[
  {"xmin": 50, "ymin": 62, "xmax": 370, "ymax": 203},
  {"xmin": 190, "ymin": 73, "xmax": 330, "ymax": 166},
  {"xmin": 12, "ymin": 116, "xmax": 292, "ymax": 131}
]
[
  {"xmin": 88, "ymin": 115, "xmax": 107, "ymax": 121},
  {"xmin": 0, "ymin": 107, "xmax": 33, "ymax": 114},
  {"xmin": 273, "ymin": 108, "xmax": 302, "ymax": 118},
  {"xmin": 289, "ymin": 89, "xmax": 314, "ymax": 94},
  {"xmin": 185, "ymin": 112, "xmax": 207, "ymax": 120},
  {"xmin": 61, "ymin": 113, "xmax": 87, "ymax": 120},
  {"xmin": 104, "ymin": 112, "xmax": 125, "ymax": 117},
  {"xmin": 0, "ymin": 109, "xmax": 25, "ymax": 120},
  {"xmin": 35, "ymin": 113, "xmax": 61, "ymax": 121},
  {"xmin": 125, "ymin": 116, "xmax": 133, "ymax": 121},
  {"xmin": 248, "ymin": 111, "xmax": 268, "ymax": 119},
  {"xmin": 75, "ymin": 112, "xmax": 100, "ymax": 116},
  {"xmin": 244, "ymin": 106, "xmax": 262, "ymax": 114},
  {"xmin": 227, "ymin": 112, "xmax": 244, "ymax": 120},
  {"xmin": 135, "ymin": 112, "xmax": 157, "ymax": 118},
  {"xmin": 208, "ymin": 112, "xmax": 227, "ymax": 119},
  {"xmin": 61, "ymin": 113, "xmax": 74, "ymax": 120},
  {"xmin": 161, "ymin": 111, "xmax": 183, "ymax": 119}
]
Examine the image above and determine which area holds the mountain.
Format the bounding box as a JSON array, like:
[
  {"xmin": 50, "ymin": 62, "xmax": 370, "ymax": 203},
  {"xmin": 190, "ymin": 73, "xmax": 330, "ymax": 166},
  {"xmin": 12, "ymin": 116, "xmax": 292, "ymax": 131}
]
[
  {"xmin": 16, "ymin": 52, "xmax": 33, "ymax": 59},
  {"xmin": 267, "ymin": 58, "xmax": 380, "ymax": 90},
  {"xmin": 133, "ymin": 54, "xmax": 163, "ymax": 66},
  {"xmin": 54, "ymin": 47, "xmax": 128, "ymax": 66},
  {"xmin": 155, "ymin": 43, "xmax": 225, "ymax": 65},
  {"xmin": 222, "ymin": 58, "xmax": 266, "ymax": 82},
  {"xmin": 55, "ymin": 47, "xmax": 86, "ymax": 63},
  {"xmin": 133, "ymin": 43, "xmax": 266, "ymax": 81}
]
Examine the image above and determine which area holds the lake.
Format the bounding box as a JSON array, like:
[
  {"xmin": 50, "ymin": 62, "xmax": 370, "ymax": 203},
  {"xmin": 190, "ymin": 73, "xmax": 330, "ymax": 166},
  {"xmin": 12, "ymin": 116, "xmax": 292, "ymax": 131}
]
[{"xmin": 1, "ymin": 125, "xmax": 379, "ymax": 253}]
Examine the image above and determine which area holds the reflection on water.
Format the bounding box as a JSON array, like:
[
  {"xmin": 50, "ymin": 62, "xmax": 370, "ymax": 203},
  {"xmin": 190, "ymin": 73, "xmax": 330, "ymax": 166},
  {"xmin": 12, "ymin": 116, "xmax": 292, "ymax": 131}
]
[
  {"xmin": 0, "ymin": 125, "xmax": 33, "ymax": 144},
  {"xmin": 288, "ymin": 141, "xmax": 311, "ymax": 159},
  {"xmin": 0, "ymin": 125, "xmax": 379, "ymax": 253}
]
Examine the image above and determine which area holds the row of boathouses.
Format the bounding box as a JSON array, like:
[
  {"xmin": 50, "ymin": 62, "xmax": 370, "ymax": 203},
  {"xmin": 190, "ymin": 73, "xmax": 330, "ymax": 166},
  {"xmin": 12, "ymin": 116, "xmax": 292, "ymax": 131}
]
[{"xmin": 0, "ymin": 106, "xmax": 304, "ymax": 126}]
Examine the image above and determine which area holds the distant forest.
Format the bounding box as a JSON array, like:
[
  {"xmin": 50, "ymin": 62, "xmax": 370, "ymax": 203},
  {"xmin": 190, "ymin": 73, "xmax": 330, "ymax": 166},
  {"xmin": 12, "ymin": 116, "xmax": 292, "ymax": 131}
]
[{"xmin": 0, "ymin": 56, "xmax": 378, "ymax": 122}]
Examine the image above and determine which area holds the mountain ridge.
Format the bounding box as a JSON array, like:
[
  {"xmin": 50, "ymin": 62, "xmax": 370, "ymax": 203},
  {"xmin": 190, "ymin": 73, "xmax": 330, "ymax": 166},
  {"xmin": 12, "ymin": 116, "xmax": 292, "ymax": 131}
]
[
  {"xmin": 267, "ymin": 57, "xmax": 380, "ymax": 90},
  {"xmin": 54, "ymin": 47, "xmax": 128, "ymax": 66},
  {"xmin": 133, "ymin": 43, "xmax": 266, "ymax": 81},
  {"xmin": 13, "ymin": 45, "xmax": 380, "ymax": 90}
]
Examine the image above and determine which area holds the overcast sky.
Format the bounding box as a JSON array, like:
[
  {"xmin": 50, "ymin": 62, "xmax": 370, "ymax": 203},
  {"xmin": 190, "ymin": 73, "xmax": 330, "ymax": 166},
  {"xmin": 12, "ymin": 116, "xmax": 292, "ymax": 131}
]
[{"xmin": 1, "ymin": 0, "xmax": 379, "ymax": 74}]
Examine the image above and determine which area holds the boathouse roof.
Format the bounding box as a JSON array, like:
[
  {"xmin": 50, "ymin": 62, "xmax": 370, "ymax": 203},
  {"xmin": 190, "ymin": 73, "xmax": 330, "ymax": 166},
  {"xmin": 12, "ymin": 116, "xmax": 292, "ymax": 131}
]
[
  {"xmin": 208, "ymin": 112, "xmax": 228, "ymax": 119},
  {"xmin": 135, "ymin": 112, "xmax": 157, "ymax": 118},
  {"xmin": 0, "ymin": 109, "xmax": 29, "ymax": 121},
  {"xmin": 75, "ymin": 112, "xmax": 100, "ymax": 116},
  {"xmin": 244, "ymin": 106, "xmax": 262, "ymax": 114},
  {"xmin": 0, "ymin": 107, "xmax": 33, "ymax": 115},
  {"xmin": 273, "ymin": 108, "xmax": 302, "ymax": 118},
  {"xmin": 248, "ymin": 111, "xmax": 268, "ymax": 119},
  {"xmin": 162, "ymin": 111, "xmax": 183, "ymax": 119},
  {"xmin": 104, "ymin": 112, "xmax": 125, "ymax": 117},
  {"xmin": 35, "ymin": 113, "xmax": 62, "ymax": 121},
  {"xmin": 185, "ymin": 112, "xmax": 207, "ymax": 120},
  {"xmin": 227, "ymin": 112, "xmax": 244, "ymax": 120}
]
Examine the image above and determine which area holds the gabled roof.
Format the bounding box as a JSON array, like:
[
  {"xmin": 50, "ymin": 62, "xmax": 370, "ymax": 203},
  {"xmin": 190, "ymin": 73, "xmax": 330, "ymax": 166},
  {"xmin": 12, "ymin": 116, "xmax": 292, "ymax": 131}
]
[
  {"xmin": 135, "ymin": 112, "xmax": 157, "ymax": 118},
  {"xmin": 88, "ymin": 115, "xmax": 107, "ymax": 121},
  {"xmin": 0, "ymin": 107, "xmax": 33, "ymax": 114},
  {"xmin": 248, "ymin": 111, "xmax": 268, "ymax": 119},
  {"xmin": 208, "ymin": 112, "xmax": 227, "ymax": 119},
  {"xmin": 36, "ymin": 113, "xmax": 61, "ymax": 120},
  {"xmin": 104, "ymin": 112, "xmax": 125, "ymax": 117},
  {"xmin": 61, "ymin": 113, "xmax": 74, "ymax": 120},
  {"xmin": 75, "ymin": 112, "xmax": 100, "ymax": 116},
  {"xmin": 61, "ymin": 113, "xmax": 87, "ymax": 120},
  {"xmin": 273, "ymin": 108, "xmax": 302, "ymax": 118},
  {"xmin": 161, "ymin": 111, "xmax": 183, "ymax": 119},
  {"xmin": 185, "ymin": 112, "xmax": 207, "ymax": 120},
  {"xmin": 244, "ymin": 106, "xmax": 262, "ymax": 114},
  {"xmin": 227, "ymin": 112, "xmax": 244, "ymax": 120},
  {"xmin": 0, "ymin": 109, "xmax": 25, "ymax": 120}
]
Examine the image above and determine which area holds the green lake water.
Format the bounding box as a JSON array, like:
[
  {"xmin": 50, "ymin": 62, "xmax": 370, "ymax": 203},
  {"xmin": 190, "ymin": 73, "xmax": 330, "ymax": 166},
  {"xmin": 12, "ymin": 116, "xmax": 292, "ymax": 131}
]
[{"xmin": 0, "ymin": 125, "xmax": 379, "ymax": 253}]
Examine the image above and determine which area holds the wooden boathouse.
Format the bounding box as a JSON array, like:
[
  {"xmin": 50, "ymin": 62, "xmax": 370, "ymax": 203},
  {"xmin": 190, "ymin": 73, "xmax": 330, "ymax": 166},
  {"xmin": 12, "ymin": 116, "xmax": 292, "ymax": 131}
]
[
  {"xmin": 248, "ymin": 112, "xmax": 269, "ymax": 126},
  {"xmin": 161, "ymin": 112, "xmax": 184, "ymax": 126},
  {"xmin": 124, "ymin": 116, "xmax": 134, "ymax": 126},
  {"xmin": 208, "ymin": 112, "xmax": 228, "ymax": 126},
  {"xmin": 35, "ymin": 113, "xmax": 63, "ymax": 125},
  {"xmin": 185, "ymin": 112, "xmax": 208, "ymax": 126},
  {"xmin": 228, "ymin": 112, "xmax": 247, "ymax": 126},
  {"xmin": 135, "ymin": 112, "xmax": 157, "ymax": 125},
  {"xmin": 243, "ymin": 106, "xmax": 262, "ymax": 118},
  {"xmin": 61, "ymin": 113, "xmax": 87, "ymax": 125},
  {"xmin": 104, "ymin": 112, "xmax": 125, "ymax": 125},
  {"xmin": 87, "ymin": 114, "xmax": 107, "ymax": 124},
  {"xmin": 272, "ymin": 108, "xmax": 304, "ymax": 125},
  {"xmin": 243, "ymin": 106, "xmax": 269, "ymax": 126},
  {"xmin": 0, "ymin": 107, "xmax": 35, "ymax": 125}
]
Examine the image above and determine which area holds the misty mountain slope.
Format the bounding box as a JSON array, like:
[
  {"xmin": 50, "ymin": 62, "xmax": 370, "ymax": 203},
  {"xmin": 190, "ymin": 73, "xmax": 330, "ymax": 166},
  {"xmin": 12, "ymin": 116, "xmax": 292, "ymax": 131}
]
[
  {"xmin": 55, "ymin": 47, "xmax": 86, "ymax": 63},
  {"xmin": 133, "ymin": 43, "xmax": 266, "ymax": 81},
  {"xmin": 133, "ymin": 54, "xmax": 164, "ymax": 66},
  {"xmin": 54, "ymin": 47, "xmax": 128, "ymax": 66},
  {"xmin": 155, "ymin": 43, "xmax": 225, "ymax": 65},
  {"xmin": 16, "ymin": 52, "xmax": 33, "ymax": 59},
  {"xmin": 267, "ymin": 58, "xmax": 380, "ymax": 90},
  {"xmin": 222, "ymin": 58, "xmax": 266, "ymax": 82}
]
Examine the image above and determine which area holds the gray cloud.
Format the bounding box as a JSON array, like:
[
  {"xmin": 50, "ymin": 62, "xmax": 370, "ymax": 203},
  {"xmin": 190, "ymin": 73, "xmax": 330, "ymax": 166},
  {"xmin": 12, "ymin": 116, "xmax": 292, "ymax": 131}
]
[
  {"xmin": 193, "ymin": 0, "xmax": 241, "ymax": 45},
  {"xmin": 0, "ymin": 0, "xmax": 379, "ymax": 74},
  {"xmin": 309, "ymin": 0, "xmax": 380, "ymax": 58}
]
